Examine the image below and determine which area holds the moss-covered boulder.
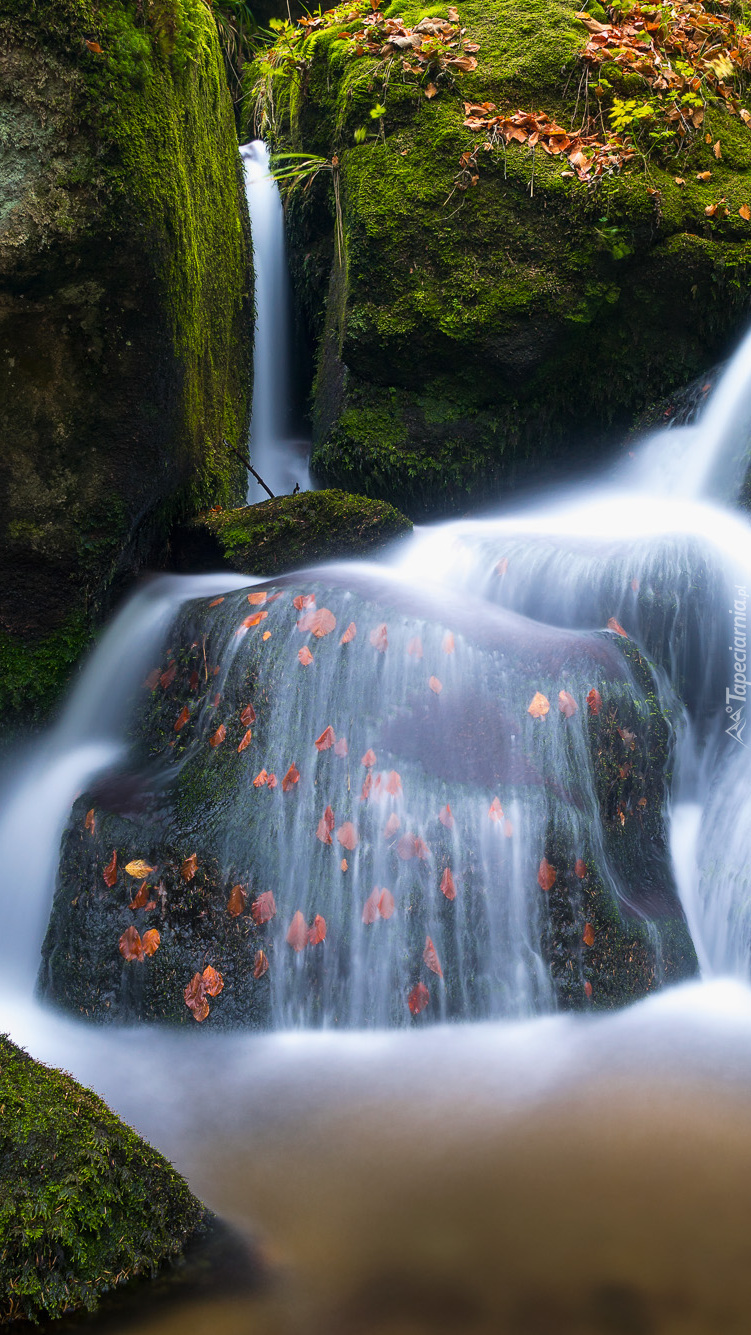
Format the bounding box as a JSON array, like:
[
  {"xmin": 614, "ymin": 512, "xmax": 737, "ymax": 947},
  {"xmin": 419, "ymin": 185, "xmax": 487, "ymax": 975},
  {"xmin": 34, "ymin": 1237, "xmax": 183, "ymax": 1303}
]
[
  {"xmin": 0, "ymin": 1034, "xmax": 206, "ymax": 1323},
  {"xmin": 173, "ymin": 488, "xmax": 413, "ymax": 574},
  {"xmin": 0, "ymin": 0, "xmax": 252, "ymax": 726},
  {"xmin": 39, "ymin": 572, "xmax": 696, "ymax": 1026},
  {"xmin": 246, "ymin": 0, "xmax": 751, "ymax": 516}
]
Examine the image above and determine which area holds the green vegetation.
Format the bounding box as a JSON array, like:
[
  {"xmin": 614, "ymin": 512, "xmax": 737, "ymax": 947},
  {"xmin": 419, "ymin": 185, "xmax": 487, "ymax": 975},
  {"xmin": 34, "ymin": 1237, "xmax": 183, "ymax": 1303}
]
[{"xmin": 0, "ymin": 1035, "xmax": 206, "ymax": 1322}]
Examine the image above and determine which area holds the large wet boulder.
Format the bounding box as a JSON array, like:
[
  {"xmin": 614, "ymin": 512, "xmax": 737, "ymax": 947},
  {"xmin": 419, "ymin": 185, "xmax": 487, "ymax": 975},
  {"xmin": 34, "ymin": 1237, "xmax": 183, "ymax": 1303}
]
[
  {"xmin": 246, "ymin": 0, "xmax": 751, "ymax": 517},
  {"xmin": 0, "ymin": 1034, "xmax": 206, "ymax": 1323},
  {"xmin": 0, "ymin": 0, "xmax": 252, "ymax": 726},
  {"xmin": 39, "ymin": 571, "xmax": 697, "ymax": 1026},
  {"xmin": 172, "ymin": 489, "xmax": 413, "ymax": 574}
]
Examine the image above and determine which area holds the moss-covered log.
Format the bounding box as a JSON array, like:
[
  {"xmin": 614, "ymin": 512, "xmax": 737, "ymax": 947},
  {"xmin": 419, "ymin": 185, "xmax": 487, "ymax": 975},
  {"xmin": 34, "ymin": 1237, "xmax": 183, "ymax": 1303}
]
[
  {"xmin": 0, "ymin": 1034, "xmax": 206, "ymax": 1323},
  {"xmin": 247, "ymin": 0, "xmax": 751, "ymax": 516},
  {"xmin": 172, "ymin": 488, "xmax": 413, "ymax": 574},
  {"xmin": 0, "ymin": 0, "xmax": 252, "ymax": 726}
]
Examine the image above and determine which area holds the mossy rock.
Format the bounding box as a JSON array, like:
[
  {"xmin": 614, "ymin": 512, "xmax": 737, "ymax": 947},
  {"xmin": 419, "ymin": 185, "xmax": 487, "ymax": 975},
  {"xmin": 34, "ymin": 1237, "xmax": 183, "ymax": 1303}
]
[
  {"xmin": 0, "ymin": 0, "xmax": 253, "ymax": 727},
  {"xmin": 0, "ymin": 1034, "xmax": 206, "ymax": 1323},
  {"xmin": 247, "ymin": 0, "xmax": 751, "ymax": 516},
  {"xmin": 173, "ymin": 488, "xmax": 413, "ymax": 574}
]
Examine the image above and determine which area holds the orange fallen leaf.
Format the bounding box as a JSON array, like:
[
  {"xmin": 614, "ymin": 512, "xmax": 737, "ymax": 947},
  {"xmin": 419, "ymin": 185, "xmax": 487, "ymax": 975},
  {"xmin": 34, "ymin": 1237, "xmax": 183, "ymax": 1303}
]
[
  {"xmin": 253, "ymin": 768, "xmax": 269, "ymax": 787},
  {"xmin": 181, "ymin": 853, "xmax": 198, "ymax": 881},
  {"xmin": 443, "ymin": 632, "xmax": 455, "ymax": 654},
  {"xmin": 240, "ymin": 703, "xmax": 256, "ymax": 726},
  {"xmin": 202, "ymin": 965, "xmax": 224, "ymax": 996},
  {"xmin": 488, "ymin": 796, "xmax": 504, "ymax": 822},
  {"xmin": 583, "ymin": 922, "xmax": 595, "ymax": 946},
  {"xmin": 287, "ymin": 910, "xmax": 309, "ymax": 952},
  {"xmin": 558, "ymin": 690, "xmax": 578, "ymax": 718},
  {"xmin": 142, "ymin": 928, "xmax": 160, "ymax": 957},
  {"xmin": 379, "ymin": 888, "xmax": 395, "ymax": 919},
  {"xmin": 528, "ymin": 692, "xmax": 549, "ymax": 717},
  {"xmin": 385, "ymin": 770, "xmax": 402, "ymax": 796},
  {"xmin": 607, "ymin": 616, "xmax": 627, "ymax": 637},
  {"xmin": 741, "ymin": 204, "xmax": 751, "ymax": 221},
  {"xmin": 340, "ymin": 622, "xmax": 357, "ymax": 644},
  {"xmin": 714, "ymin": 140, "xmax": 722, "ymax": 159},
  {"xmin": 370, "ymin": 623, "xmax": 388, "ymax": 652},
  {"xmin": 425, "ymin": 82, "xmax": 438, "ymax": 98},
  {"xmin": 209, "ymin": 597, "xmax": 225, "ymax": 608},
  {"xmin": 209, "ymin": 724, "xmax": 226, "ymax": 748},
  {"xmin": 174, "ymin": 705, "xmax": 190, "ymax": 732},
  {"xmin": 282, "ymin": 763, "xmax": 300, "ymax": 792},
  {"xmin": 119, "ymin": 926, "xmax": 144, "ymax": 962},
  {"xmin": 439, "ymin": 803, "xmax": 454, "ymax": 829},
  {"xmin": 211, "ymin": 692, "xmax": 221, "ymax": 709},
  {"xmin": 184, "ymin": 973, "xmax": 209, "ymax": 1022},
  {"xmin": 587, "ymin": 688, "xmax": 602, "ymax": 715},
  {"xmin": 160, "ymin": 662, "xmax": 177, "ymax": 689},
  {"xmin": 575, "ymin": 858, "xmax": 587, "ymax": 879},
  {"xmin": 267, "ymin": 773, "xmax": 278, "ymax": 789},
  {"xmin": 441, "ymin": 867, "xmax": 456, "ymax": 900},
  {"xmin": 384, "ymin": 812, "xmax": 400, "ymax": 839},
  {"xmin": 341, "ymin": 858, "xmax": 348, "ymax": 871},
  {"xmin": 362, "ymin": 749, "xmax": 377, "ymax": 767},
  {"xmin": 227, "ymin": 884, "xmax": 247, "ymax": 917},
  {"xmin": 696, "ymin": 171, "xmax": 712, "ymax": 182},
  {"xmin": 298, "ymin": 646, "xmax": 314, "ymax": 666},
  {"xmin": 103, "ymin": 850, "xmax": 118, "ymax": 888},
  {"xmin": 334, "ymin": 737, "xmax": 348, "ymax": 757},
  {"xmin": 248, "ymin": 591, "xmax": 267, "ymax": 605},
  {"xmin": 407, "ymin": 637, "xmax": 423, "ymax": 658},
  {"xmin": 396, "ymin": 832, "xmax": 429, "ymax": 860},
  {"xmin": 538, "ymin": 858, "xmax": 556, "ymax": 892},
  {"xmin": 308, "ymin": 914, "xmax": 327, "ymax": 945},
  {"xmin": 408, "ymin": 982, "xmax": 429, "ymax": 1014},
  {"xmin": 144, "ymin": 669, "xmax": 160, "ymax": 691},
  {"xmin": 238, "ymin": 729, "xmax": 253, "ymax": 752},
  {"xmin": 298, "ymin": 607, "xmax": 336, "ymax": 637},
  {"xmin": 423, "ymin": 936, "xmax": 443, "ymax": 977},
  {"xmin": 129, "ymin": 880, "xmax": 152, "ymax": 911},
  {"xmin": 125, "ymin": 859, "xmax": 155, "ymax": 879},
  {"xmin": 242, "ymin": 611, "xmax": 268, "ymax": 629},
  {"xmin": 252, "ymin": 890, "xmax": 277, "ymax": 924},
  {"xmin": 85, "ymin": 39, "xmax": 103, "ymax": 52},
  {"xmin": 315, "ymin": 725, "xmax": 336, "ymax": 752},
  {"xmin": 316, "ymin": 805, "xmax": 335, "ymax": 844},
  {"xmin": 262, "ymin": 630, "xmax": 271, "ymax": 641},
  {"xmin": 253, "ymin": 949, "xmax": 269, "ymax": 979},
  {"xmin": 293, "ymin": 594, "xmax": 315, "ymax": 611},
  {"xmin": 584, "ymin": 980, "xmax": 593, "ymax": 1000},
  {"xmin": 84, "ymin": 808, "xmax": 96, "ymax": 835},
  {"xmin": 428, "ymin": 676, "xmax": 442, "ymax": 694},
  {"xmin": 337, "ymin": 821, "xmax": 358, "ymax": 850}
]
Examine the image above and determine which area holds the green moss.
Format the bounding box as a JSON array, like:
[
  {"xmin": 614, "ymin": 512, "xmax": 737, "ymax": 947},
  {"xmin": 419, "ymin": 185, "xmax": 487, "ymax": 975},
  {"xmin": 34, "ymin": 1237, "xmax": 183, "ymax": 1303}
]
[
  {"xmin": 0, "ymin": 1034, "xmax": 206, "ymax": 1323},
  {"xmin": 181, "ymin": 488, "xmax": 412, "ymax": 573},
  {"xmin": 0, "ymin": 614, "xmax": 91, "ymax": 725},
  {"xmin": 246, "ymin": 0, "xmax": 751, "ymax": 515}
]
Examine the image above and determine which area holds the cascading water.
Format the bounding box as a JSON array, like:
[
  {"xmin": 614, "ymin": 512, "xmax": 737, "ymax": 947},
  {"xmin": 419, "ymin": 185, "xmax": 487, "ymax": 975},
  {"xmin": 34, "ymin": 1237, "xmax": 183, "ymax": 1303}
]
[
  {"xmin": 6, "ymin": 327, "xmax": 751, "ymax": 1329},
  {"xmin": 241, "ymin": 140, "xmax": 311, "ymax": 502}
]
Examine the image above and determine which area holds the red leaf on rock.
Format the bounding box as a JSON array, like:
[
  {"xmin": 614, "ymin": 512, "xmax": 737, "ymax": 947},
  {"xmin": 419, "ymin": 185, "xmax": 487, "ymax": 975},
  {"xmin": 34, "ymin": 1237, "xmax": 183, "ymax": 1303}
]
[
  {"xmin": 587, "ymin": 688, "xmax": 602, "ymax": 715},
  {"xmin": 527, "ymin": 692, "xmax": 549, "ymax": 717},
  {"xmin": 607, "ymin": 616, "xmax": 627, "ymax": 637},
  {"xmin": 337, "ymin": 821, "xmax": 358, "ymax": 850},
  {"xmin": 341, "ymin": 858, "xmax": 348, "ymax": 871},
  {"xmin": 184, "ymin": 973, "xmax": 209, "ymax": 1022},
  {"xmin": 253, "ymin": 768, "xmax": 268, "ymax": 787},
  {"xmin": 439, "ymin": 803, "xmax": 454, "ymax": 829},
  {"xmin": 385, "ymin": 770, "xmax": 402, "ymax": 796},
  {"xmin": 361, "ymin": 773, "xmax": 373, "ymax": 801},
  {"xmin": 240, "ymin": 703, "xmax": 256, "ymax": 726},
  {"xmin": 575, "ymin": 858, "xmax": 587, "ymax": 879},
  {"xmin": 103, "ymin": 850, "xmax": 118, "ymax": 887},
  {"xmin": 396, "ymin": 832, "xmax": 428, "ymax": 860},
  {"xmin": 408, "ymin": 982, "xmax": 429, "ymax": 1015},
  {"xmin": 370, "ymin": 623, "xmax": 388, "ymax": 652},
  {"xmin": 315, "ymin": 726, "xmax": 336, "ymax": 752},
  {"xmin": 441, "ymin": 867, "xmax": 456, "ymax": 900},
  {"xmin": 443, "ymin": 632, "xmax": 455, "ymax": 654},
  {"xmin": 243, "ymin": 611, "xmax": 268, "ymax": 629},
  {"xmin": 379, "ymin": 888, "xmax": 395, "ymax": 919},
  {"xmin": 209, "ymin": 597, "xmax": 225, "ymax": 608},
  {"xmin": 362, "ymin": 888, "xmax": 381, "ymax": 924},
  {"xmin": 298, "ymin": 646, "xmax": 314, "ymax": 666},
  {"xmin": 428, "ymin": 676, "xmax": 442, "ymax": 694},
  {"xmin": 538, "ymin": 858, "xmax": 556, "ymax": 892},
  {"xmin": 119, "ymin": 926, "xmax": 144, "ymax": 962},
  {"xmin": 209, "ymin": 724, "xmax": 226, "ymax": 748},
  {"xmin": 334, "ymin": 737, "xmax": 348, "ymax": 757},
  {"xmin": 202, "ymin": 965, "xmax": 224, "ymax": 996},
  {"xmin": 252, "ymin": 890, "xmax": 276, "ymax": 924},
  {"xmin": 85, "ymin": 808, "xmax": 96, "ymax": 835},
  {"xmin": 129, "ymin": 880, "xmax": 152, "ymax": 911},
  {"xmin": 299, "ymin": 608, "xmax": 336, "ymax": 637},
  {"xmin": 227, "ymin": 884, "xmax": 247, "ymax": 917},
  {"xmin": 174, "ymin": 705, "xmax": 190, "ymax": 732},
  {"xmin": 142, "ymin": 928, "xmax": 160, "ymax": 957},
  {"xmin": 558, "ymin": 690, "xmax": 578, "ymax": 718},
  {"xmin": 316, "ymin": 805, "xmax": 335, "ymax": 844},
  {"xmin": 144, "ymin": 668, "xmax": 160, "ymax": 691},
  {"xmin": 488, "ymin": 796, "xmax": 504, "ymax": 821},
  {"xmin": 181, "ymin": 853, "xmax": 198, "ymax": 881},
  {"xmin": 238, "ymin": 729, "xmax": 253, "ymax": 752},
  {"xmin": 361, "ymin": 748, "xmax": 377, "ymax": 768},
  {"xmin": 584, "ymin": 980, "xmax": 593, "ymax": 1000},
  {"xmin": 340, "ymin": 622, "xmax": 357, "ymax": 644},
  {"xmin": 282, "ymin": 763, "xmax": 300, "ymax": 792},
  {"xmin": 287, "ymin": 910, "xmax": 309, "ymax": 952},
  {"xmin": 384, "ymin": 812, "xmax": 400, "ymax": 839},
  {"xmin": 423, "ymin": 936, "xmax": 443, "ymax": 977},
  {"xmin": 189, "ymin": 670, "xmax": 199, "ymax": 691},
  {"xmin": 583, "ymin": 922, "xmax": 595, "ymax": 946},
  {"xmin": 308, "ymin": 914, "xmax": 327, "ymax": 945},
  {"xmin": 160, "ymin": 662, "xmax": 177, "ymax": 689},
  {"xmin": 293, "ymin": 594, "xmax": 315, "ymax": 611},
  {"xmin": 253, "ymin": 949, "xmax": 269, "ymax": 979},
  {"xmin": 248, "ymin": 591, "xmax": 267, "ymax": 605},
  {"xmin": 267, "ymin": 773, "xmax": 277, "ymax": 789},
  {"xmin": 407, "ymin": 637, "xmax": 423, "ymax": 658}
]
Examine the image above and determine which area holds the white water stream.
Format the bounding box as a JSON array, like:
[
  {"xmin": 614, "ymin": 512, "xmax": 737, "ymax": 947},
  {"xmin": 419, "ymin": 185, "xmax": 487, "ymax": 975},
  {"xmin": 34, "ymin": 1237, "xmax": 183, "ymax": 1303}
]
[{"xmin": 4, "ymin": 292, "xmax": 751, "ymax": 1329}]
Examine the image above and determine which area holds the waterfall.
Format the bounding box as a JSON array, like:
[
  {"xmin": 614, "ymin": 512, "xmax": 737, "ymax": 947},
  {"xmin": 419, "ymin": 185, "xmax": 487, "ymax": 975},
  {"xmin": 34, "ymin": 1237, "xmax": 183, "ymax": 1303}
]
[{"xmin": 241, "ymin": 141, "xmax": 311, "ymax": 502}]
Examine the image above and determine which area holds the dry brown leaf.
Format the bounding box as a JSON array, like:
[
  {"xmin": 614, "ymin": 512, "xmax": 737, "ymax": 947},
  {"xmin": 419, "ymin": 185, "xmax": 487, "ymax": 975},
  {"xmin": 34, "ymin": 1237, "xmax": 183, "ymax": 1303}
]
[
  {"xmin": 251, "ymin": 890, "xmax": 276, "ymax": 924},
  {"xmin": 340, "ymin": 622, "xmax": 357, "ymax": 644},
  {"xmin": 441, "ymin": 866, "xmax": 456, "ymax": 900},
  {"xmin": 298, "ymin": 646, "xmax": 314, "ymax": 666},
  {"xmin": 282, "ymin": 763, "xmax": 300, "ymax": 792},
  {"xmin": 142, "ymin": 928, "xmax": 160, "ymax": 957},
  {"xmin": 286, "ymin": 910, "xmax": 309, "ymax": 952},
  {"xmin": 119, "ymin": 926, "xmax": 144, "ymax": 962},
  {"xmin": 209, "ymin": 724, "xmax": 226, "ymax": 748},
  {"xmin": 84, "ymin": 808, "xmax": 96, "ymax": 836},
  {"xmin": 527, "ymin": 692, "xmax": 550, "ymax": 718},
  {"xmin": 202, "ymin": 965, "xmax": 224, "ymax": 997},
  {"xmin": 227, "ymin": 884, "xmax": 247, "ymax": 917},
  {"xmin": 248, "ymin": 591, "xmax": 268, "ymax": 605},
  {"xmin": 537, "ymin": 858, "xmax": 556, "ymax": 892},
  {"xmin": 181, "ymin": 853, "xmax": 198, "ymax": 881},
  {"xmin": 253, "ymin": 949, "xmax": 269, "ymax": 979},
  {"xmin": 184, "ymin": 973, "xmax": 209, "ymax": 1022},
  {"xmin": 253, "ymin": 768, "xmax": 268, "ymax": 787},
  {"xmin": 103, "ymin": 850, "xmax": 118, "ymax": 888},
  {"xmin": 238, "ymin": 729, "xmax": 253, "ymax": 752},
  {"xmin": 428, "ymin": 675, "xmax": 443, "ymax": 694},
  {"xmin": 337, "ymin": 821, "xmax": 359, "ymax": 850},
  {"xmin": 558, "ymin": 690, "xmax": 578, "ymax": 718},
  {"xmin": 370, "ymin": 623, "xmax": 389, "ymax": 652},
  {"xmin": 583, "ymin": 922, "xmax": 595, "ymax": 946},
  {"xmin": 423, "ymin": 936, "xmax": 444, "ymax": 977},
  {"xmin": 240, "ymin": 703, "xmax": 256, "ymax": 726},
  {"xmin": 315, "ymin": 725, "xmax": 336, "ymax": 752}
]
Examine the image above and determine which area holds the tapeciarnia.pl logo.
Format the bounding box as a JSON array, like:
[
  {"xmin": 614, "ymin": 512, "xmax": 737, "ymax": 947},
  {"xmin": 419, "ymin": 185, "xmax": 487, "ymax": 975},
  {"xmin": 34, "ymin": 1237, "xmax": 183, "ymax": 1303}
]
[{"xmin": 726, "ymin": 584, "xmax": 748, "ymax": 745}]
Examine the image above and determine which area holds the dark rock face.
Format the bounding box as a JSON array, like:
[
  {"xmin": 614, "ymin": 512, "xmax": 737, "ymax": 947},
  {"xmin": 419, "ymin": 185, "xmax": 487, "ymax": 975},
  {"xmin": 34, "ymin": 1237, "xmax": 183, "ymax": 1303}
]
[
  {"xmin": 0, "ymin": 0, "xmax": 253, "ymax": 725},
  {"xmin": 39, "ymin": 572, "xmax": 697, "ymax": 1028},
  {"xmin": 0, "ymin": 1033, "xmax": 206, "ymax": 1323}
]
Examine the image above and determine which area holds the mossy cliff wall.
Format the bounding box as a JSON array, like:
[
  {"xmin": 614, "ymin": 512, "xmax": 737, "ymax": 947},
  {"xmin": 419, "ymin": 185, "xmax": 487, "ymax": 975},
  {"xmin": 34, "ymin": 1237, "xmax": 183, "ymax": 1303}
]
[
  {"xmin": 0, "ymin": 0, "xmax": 252, "ymax": 724},
  {"xmin": 248, "ymin": 0, "xmax": 751, "ymax": 517}
]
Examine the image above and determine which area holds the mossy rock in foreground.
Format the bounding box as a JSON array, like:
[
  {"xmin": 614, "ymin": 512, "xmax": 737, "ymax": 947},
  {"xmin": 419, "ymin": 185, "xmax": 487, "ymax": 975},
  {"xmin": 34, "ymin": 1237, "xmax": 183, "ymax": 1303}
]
[
  {"xmin": 173, "ymin": 489, "xmax": 413, "ymax": 575},
  {"xmin": 0, "ymin": 1035, "xmax": 206, "ymax": 1324}
]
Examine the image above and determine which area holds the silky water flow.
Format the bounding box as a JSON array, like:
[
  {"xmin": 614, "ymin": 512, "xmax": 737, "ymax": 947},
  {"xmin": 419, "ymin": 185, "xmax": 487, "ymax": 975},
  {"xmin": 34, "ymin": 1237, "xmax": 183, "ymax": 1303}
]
[{"xmin": 5, "ymin": 191, "xmax": 751, "ymax": 1333}]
